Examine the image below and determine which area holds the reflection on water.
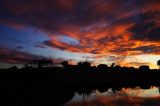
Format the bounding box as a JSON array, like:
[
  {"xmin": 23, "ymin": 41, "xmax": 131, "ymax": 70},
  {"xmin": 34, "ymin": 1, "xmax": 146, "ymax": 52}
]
[
  {"xmin": 66, "ymin": 86, "xmax": 160, "ymax": 106},
  {"xmin": 121, "ymin": 86, "xmax": 159, "ymax": 97}
]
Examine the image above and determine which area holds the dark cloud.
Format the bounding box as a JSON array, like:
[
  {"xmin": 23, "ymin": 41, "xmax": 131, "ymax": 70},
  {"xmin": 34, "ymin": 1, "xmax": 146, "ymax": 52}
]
[
  {"xmin": 44, "ymin": 40, "xmax": 67, "ymax": 51},
  {"xmin": 34, "ymin": 42, "xmax": 47, "ymax": 48},
  {"xmin": 109, "ymin": 47, "xmax": 130, "ymax": 54},
  {"xmin": 0, "ymin": 47, "xmax": 46, "ymax": 64},
  {"xmin": 131, "ymin": 45, "xmax": 160, "ymax": 53},
  {"xmin": 110, "ymin": 45, "xmax": 160, "ymax": 54},
  {"xmin": 0, "ymin": 0, "xmax": 159, "ymax": 32},
  {"xmin": 16, "ymin": 46, "xmax": 24, "ymax": 49},
  {"xmin": 130, "ymin": 11, "xmax": 160, "ymax": 41},
  {"xmin": 0, "ymin": 0, "xmax": 99, "ymax": 31},
  {"xmin": 106, "ymin": 56, "xmax": 126, "ymax": 62},
  {"xmin": 0, "ymin": 0, "xmax": 153, "ymax": 31},
  {"xmin": 44, "ymin": 40, "xmax": 94, "ymax": 53}
]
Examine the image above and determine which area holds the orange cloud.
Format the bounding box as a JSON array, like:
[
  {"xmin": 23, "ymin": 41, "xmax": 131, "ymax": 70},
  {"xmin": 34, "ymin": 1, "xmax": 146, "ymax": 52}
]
[{"xmin": 46, "ymin": 22, "xmax": 160, "ymax": 56}]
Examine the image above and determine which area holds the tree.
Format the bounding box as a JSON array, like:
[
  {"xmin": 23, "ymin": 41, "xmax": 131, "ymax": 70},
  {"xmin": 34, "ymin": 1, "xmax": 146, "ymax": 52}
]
[
  {"xmin": 111, "ymin": 63, "xmax": 115, "ymax": 68},
  {"xmin": 157, "ymin": 60, "xmax": 160, "ymax": 69},
  {"xmin": 9, "ymin": 66, "xmax": 18, "ymax": 70},
  {"xmin": 24, "ymin": 59, "xmax": 38, "ymax": 68},
  {"xmin": 61, "ymin": 61, "xmax": 69, "ymax": 69},
  {"xmin": 78, "ymin": 62, "xmax": 82, "ymax": 66},
  {"xmin": 24, "ymin": 59, "xmax": 53, "ymax": 69},
  {"xmin": 98, "ymin": 64, "xmax": 108, "ymax": 68},
  {"xmin": 80, "ymin": 62, "xmax": 91, "ymax": 69},
  {"xmin": 37, "ymin": 59, "xmax": 53, "ymax": 68}
]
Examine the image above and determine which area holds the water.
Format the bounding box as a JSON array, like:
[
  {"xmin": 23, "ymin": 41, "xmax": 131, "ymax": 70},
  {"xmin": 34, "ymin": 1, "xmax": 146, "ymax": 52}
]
[{"xmin": 65, "ymin": 86, "xmax": 160, "ymax": 106}]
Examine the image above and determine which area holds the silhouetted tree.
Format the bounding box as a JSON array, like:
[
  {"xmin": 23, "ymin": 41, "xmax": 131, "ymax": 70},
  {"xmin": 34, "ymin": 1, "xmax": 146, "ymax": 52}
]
[
  {"xmin": 37, "ymin": 59, "xmax": 53, "ymax": 69},
  {"xmin": 115, "ymin": 65, "xmax": 121, "ymax": 69},
  {"xmin": 78, "ymin": 62, "xmax": 82, "ymax": 66},
  {"xmin": 139, "ymin": 65, "xmax": 149, "ymax": 70},
  {"xmin": 97, "ymin": 64, "xmax": 108, "ymax": 70},
  {"xmin": 157, "ymin": 60, "xmax": 160, "ymax": 69},
  {"xmin": 81, "ymin": 62, "xmax": 91, "ymax": 70},
  {"xmin": 23, "ymin": 59, "xmax": 38, "ymax": 68},
  {"xmin": 111, "ymin": 63, "xmax": 115, "ymax": 68},
  {"xmin": 61, "ymin": 61, "xmax": 69, "ymax": 69},
  {"xmin": 9, "ymin": 66, "xmax": 18, "ymax": 70},
  {"xmin": 24, "ymin": 59, "xmax": 53, "ymax": 69}
]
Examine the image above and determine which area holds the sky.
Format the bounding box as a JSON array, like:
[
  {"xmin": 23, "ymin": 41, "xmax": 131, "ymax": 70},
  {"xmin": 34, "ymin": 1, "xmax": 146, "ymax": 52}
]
[{"xmin": 0, "ymin": 0, "xmax": 160, "ymax": 69}]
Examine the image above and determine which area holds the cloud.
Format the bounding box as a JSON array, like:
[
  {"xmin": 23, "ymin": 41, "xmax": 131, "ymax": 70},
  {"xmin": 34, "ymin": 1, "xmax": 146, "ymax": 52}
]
[
  {"xmin": 0, "ymin": 46, "xmax": 46, "ymax": 64},
  {"xmin": 129, "ymin": 12, "xmax": 160, "ymax": 41},
  {"xmin": 131, "ymin": 45, "xmax": 160, "ymax": 54},
  {"xmin": 122, "ymin": 62, "xmax": 150, "ymax": 67},
  {"xmin": 0, "ymin": 0, "xmax": 153, "ymax": 31},
  {"xmin": 0, "ymin": 0, "xmax": 160, "ymax": 68},
  {"xmin": 34, "ymin": 42, "xmax": 47, "ymax": 48},
  {"xmin": 44, "ymin": 40, "xmax": 93, "ymax": 53}
]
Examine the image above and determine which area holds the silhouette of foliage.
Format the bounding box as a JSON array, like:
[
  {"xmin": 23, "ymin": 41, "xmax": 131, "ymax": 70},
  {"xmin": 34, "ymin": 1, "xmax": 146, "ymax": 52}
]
[
  {"xmin": 157, "ymin": 60, "xmax": 160, "ymax": 69},
  {"xmin": 61, "ymin": 61, "xmax": 69, "ymax": 69},
  {"xmin": 0, "ymin": 59, "xmax": 160, "ymax": 105},
  {"xmin": 24, "ymin": 59, "xmax": 53, "ymax": 69},
  {"xmin": 111, "ymin": 63, "xmax": 115, "ymax": 68}
]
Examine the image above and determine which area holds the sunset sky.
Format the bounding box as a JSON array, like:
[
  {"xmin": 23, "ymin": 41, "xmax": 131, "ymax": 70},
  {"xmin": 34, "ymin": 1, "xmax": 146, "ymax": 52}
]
[{"xmin": 0, "ymin": 0, "xmax": 160, "ymax": 69}]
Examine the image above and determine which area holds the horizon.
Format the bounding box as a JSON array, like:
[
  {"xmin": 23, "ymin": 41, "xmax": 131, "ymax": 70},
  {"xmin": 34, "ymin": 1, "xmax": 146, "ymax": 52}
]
[
  {"xmin": 0, "ymin": 0, "xmax": 160, "ymax": 69},
  {"xmin": 0, "ymin": 59, "xmax": 158, "ymax": 70}
]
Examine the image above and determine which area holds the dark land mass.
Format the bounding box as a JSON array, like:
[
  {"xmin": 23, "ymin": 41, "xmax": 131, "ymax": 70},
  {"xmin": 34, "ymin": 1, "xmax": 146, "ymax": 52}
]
[{"xmin": 0, "ymin": 60, "xmax": 160, "ymax": 106}]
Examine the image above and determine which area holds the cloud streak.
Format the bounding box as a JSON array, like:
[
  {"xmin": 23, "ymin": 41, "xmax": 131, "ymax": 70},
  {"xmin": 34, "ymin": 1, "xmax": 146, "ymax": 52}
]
[{"xmin": 0, "ymin": 47, "xmax": 46, "ymax": 64}]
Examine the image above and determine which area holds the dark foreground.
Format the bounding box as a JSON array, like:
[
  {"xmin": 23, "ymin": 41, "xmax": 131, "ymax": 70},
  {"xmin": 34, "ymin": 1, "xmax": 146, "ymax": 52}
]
[{"xmin": 0, "ymin": 67, "xmax": 160, "ymax": 106}]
